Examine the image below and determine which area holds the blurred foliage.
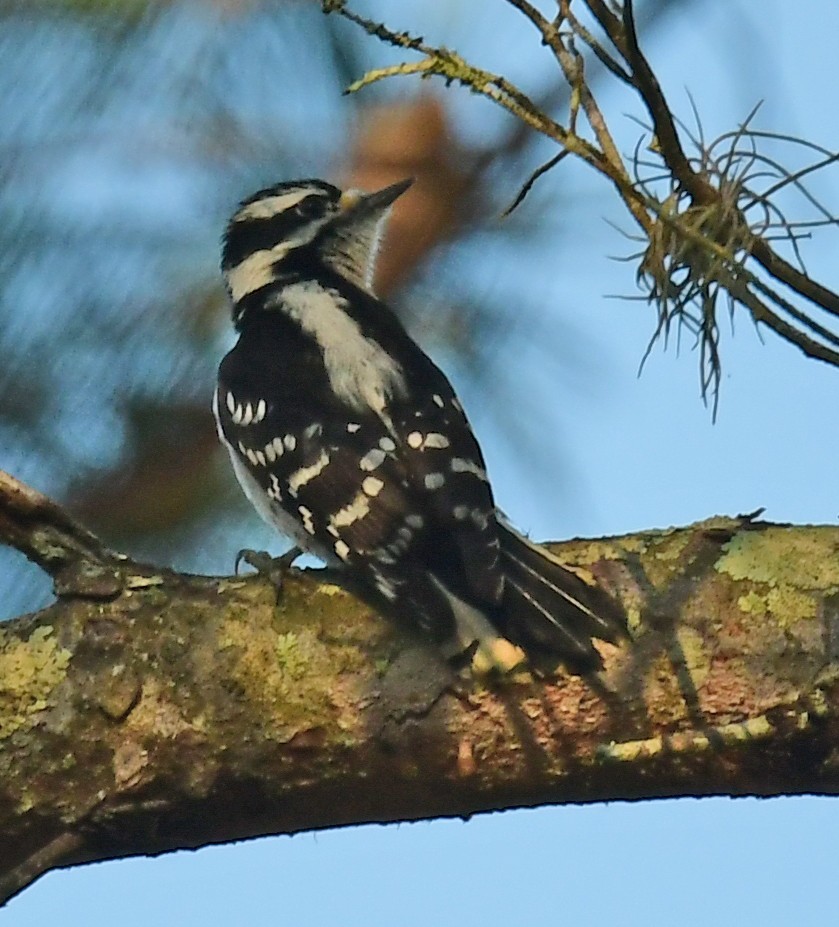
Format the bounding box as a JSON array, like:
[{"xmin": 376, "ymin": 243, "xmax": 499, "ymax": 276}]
[{"xmin": 0, "ymin": 0, "xmax": 694, "ymax": 619}]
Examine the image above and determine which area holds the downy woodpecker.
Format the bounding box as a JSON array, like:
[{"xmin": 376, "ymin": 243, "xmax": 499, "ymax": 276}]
[{"xmin": 214, "ymin": 177, "xmax": 624, "ymax": 673}]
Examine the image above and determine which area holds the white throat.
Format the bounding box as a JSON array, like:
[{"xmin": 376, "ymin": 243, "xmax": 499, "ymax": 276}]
[{"xmin": 321, "ymin": 212, "xmax": 388, "ymax": 293}]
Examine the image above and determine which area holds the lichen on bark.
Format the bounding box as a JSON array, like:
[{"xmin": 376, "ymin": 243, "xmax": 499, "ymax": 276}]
[{"xmin": 2, "ymin": 471, "xmax": 839, "ymax": 906}]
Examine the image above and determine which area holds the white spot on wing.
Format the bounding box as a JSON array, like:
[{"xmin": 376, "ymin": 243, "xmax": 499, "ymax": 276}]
[
  {"xmin": 298, "ymin": 505, "xmax": 316, "ymax": 534},
  {"xmin": 217, "ymin": 418, "xmax": 336, "ymax": 565},
  {"xmin": 334, "ymin": 539, "xmax": 350, "ymax": 561},
  {"xmin": 360, "ymin": 447, "xmax": 386, "ymax": 471},
  {"xmin": 362, "ymin": 476, "xmax": 384, "ymax": 497},
  {"xmin": 450, "ymin": 457, "xmax": 488, "ymax": 481},
  {"xmin": 254, "ymin": 399, "xmax": 266, "ymax": 423},
  {"xmin": 432, "ymin": 394, "xmax": 445, "ymax": 408},
  {"xmin": 284, "ymin": 434, "xmax": 296, "ymax": 451},
  {"xmin": 407, "ymin": 431, "xmax": 423, "ymax": 448},
  {"xmin": 425, "ymin": 472, "xmax": 445, "ymax": 490},
  {"xmin": 471, "ymin": 508, "xmax": 490, "ymax": 530},
  {"xmin": 265, "ymin": 441, "xmax": 277, "ymax": 463},
  {"xmin": 226, "ymin": 391, "xmax": 236, "ymax": 415},
  {"xmin": 379, "ymin": 437, "xmax": 396, "ymax": 452},
  {"xmin": 232, "ymin": 404, "xmax": 243, "ymax": 425},
  {"xmin": 374, "ymin": 574, "xmax": 398, "ymax": 601},
  {"xmin": 331, "ymin": 490, "xmax": 370, "ymax": 528},
  {"xmin": 272, "ymin": 437, "xmax": 285, "ymax": 457},
  {"xmin": 347, "ymin": 423, "xmax": 361, "ymax": 433},
  {"xmin": 423, "ymin": 433, "xmax": 450, "ymax": 449},
  {"xmin": 288, "ymin": 450, "xmax": 330, "ymax": 497}
]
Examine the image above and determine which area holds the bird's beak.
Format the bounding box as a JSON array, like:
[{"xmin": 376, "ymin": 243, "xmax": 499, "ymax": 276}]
[{"xmin": 338, "ymin": 178, "xmax": 414, "ymax": 220}]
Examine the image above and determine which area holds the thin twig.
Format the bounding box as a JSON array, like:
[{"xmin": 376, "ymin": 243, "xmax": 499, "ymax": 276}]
[
  {"xmin": 503, "ymin": 150, "xmax": 570, "ymax": 215},
  {"xmin": 326, "ymin": 0, "xmax": 839, "ymax": 401}
]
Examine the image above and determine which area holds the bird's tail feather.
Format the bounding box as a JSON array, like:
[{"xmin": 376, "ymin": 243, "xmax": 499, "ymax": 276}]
[{"xmin": 498, "ymin": 519, "xmax": 626, "ymax": 671}]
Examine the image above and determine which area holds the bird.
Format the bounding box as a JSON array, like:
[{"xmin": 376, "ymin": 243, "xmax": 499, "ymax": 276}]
[{"xmin": 213, "ymin": 176, "xmax": 625, "ymax": 675}]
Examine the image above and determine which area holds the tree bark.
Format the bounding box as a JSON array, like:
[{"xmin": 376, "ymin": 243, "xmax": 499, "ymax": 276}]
[{"xmin": 2, "ymin": 469, "xmax": 839, "ymax": 906}]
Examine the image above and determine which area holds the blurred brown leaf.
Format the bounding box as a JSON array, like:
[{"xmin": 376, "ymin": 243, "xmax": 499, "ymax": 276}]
[{"xmin": 345, "ymin": 96, "xmax": 472, "ymax": 295}]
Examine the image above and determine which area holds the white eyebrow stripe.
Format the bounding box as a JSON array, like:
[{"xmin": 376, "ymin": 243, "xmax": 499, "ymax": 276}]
[{"xmin": 234, "ymin": 191, "xmax": 310, "ymax": 221}]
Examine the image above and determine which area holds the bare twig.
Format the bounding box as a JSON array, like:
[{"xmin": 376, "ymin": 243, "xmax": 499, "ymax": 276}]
[
  {"xmin": 503, "ymin": 150, "xmax": 570, "ymax": 216},
  {"xmin": 324, "ymin": 0, "xmax": 839, "ymax": 407}
]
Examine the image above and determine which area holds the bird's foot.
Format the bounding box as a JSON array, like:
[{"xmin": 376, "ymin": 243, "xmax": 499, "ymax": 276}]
[{"xmin": 235, "ymin": 547, "xmax": 302, "ymax": 602}]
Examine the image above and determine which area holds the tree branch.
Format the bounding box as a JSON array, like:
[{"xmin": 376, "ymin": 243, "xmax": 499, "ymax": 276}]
[
  {"xmin": 325, "ymin": 0, "xmax": 839, "ymax": 405},
  {"xmin": 3, "ymin": 474, "xmax": 839, "ymax": 905}
]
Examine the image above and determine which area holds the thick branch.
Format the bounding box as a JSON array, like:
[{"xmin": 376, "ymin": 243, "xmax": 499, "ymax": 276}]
[{"xmin": 2, "ymin": 477, "xmax": 839, "ymax": 905}]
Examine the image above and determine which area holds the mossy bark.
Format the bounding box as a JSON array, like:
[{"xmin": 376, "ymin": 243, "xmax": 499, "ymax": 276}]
[{"xmin": 3, "ymin": 497, "xmax": 839, "ymax": 905}]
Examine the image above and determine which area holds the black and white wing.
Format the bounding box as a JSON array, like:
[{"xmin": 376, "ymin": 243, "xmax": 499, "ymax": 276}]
[{"xmin": 214, "ymin": 348, "xmax": 503, "ymax": 643}]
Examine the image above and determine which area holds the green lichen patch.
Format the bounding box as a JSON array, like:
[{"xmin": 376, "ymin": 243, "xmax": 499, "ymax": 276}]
[
  {"xmin": 0, "ymin": 624, "xmax": 71, "ymax": 739},
  {"xmin": 220, "ymin": 616, "xmax": 330, "ymax": 732},
  {"xmin": 737, "ymin": 590, "xmax": 767, "ymax": 617},
  {"xmin": 718, "ymin": 527, "xmax": 839, "ymax": 629},
  {"xmin": 218, "ymin": 587, "xmax": 372, "ymax": 741},
  {"xmin": 640, "ymin": 529, "xmax": 696, "ymax": 590},
  {"xmin": 274, "ymin": 632, "xmax": 309, "ymax": 680},
  {"xmin": 717, "ymin": 527, "xmax": 839, "ymax": 591}
]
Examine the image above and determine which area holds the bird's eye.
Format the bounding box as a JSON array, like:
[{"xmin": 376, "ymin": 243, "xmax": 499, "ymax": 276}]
[{"xmin": 296, "ymin": 196, "xmax": 328, "ymax": 220}]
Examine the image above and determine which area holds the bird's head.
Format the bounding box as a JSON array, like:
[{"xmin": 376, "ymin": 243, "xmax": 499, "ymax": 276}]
[{"xmin": 221, "ymin": 177, "xmax": 412, "ymax": 311}]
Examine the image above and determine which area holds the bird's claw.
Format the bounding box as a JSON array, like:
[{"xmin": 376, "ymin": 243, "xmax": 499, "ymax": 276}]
[{"xmin": 234, "ymin": 547, "xmax": 302, "ymax": 603}]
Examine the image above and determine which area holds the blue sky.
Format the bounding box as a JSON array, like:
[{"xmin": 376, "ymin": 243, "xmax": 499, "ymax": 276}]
[{"xmin": 5, "ymin": 0, "xmax": 839, "ymax": 923}]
